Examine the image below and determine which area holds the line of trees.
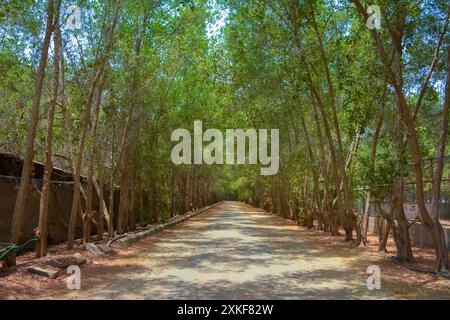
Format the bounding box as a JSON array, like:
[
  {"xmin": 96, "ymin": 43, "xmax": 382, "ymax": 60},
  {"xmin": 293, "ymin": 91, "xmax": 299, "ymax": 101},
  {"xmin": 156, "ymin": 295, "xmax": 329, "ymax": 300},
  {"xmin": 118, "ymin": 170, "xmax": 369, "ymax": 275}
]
[
  {"xmin": 1, "ymin": 0, "xmax": 223, "ymax": 266},
  {"xmin": 1, "ymin": 0, "xmax": 449, "ymax": 272},
  {"xmin": 221, "ymin": 0, "xmax": 449, "ymax": 272}
]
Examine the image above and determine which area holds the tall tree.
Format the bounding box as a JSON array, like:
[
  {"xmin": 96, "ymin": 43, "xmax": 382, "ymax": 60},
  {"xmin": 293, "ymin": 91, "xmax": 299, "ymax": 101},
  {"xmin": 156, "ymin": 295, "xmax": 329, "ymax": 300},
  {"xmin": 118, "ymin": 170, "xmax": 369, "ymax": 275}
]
[
  {"xmin": 35, "ymin": 0, "xmax": 61, "ymax": 258},
  {"xmin": 7, "ymin": 0, "xmax": 55, "ymax": 266}
]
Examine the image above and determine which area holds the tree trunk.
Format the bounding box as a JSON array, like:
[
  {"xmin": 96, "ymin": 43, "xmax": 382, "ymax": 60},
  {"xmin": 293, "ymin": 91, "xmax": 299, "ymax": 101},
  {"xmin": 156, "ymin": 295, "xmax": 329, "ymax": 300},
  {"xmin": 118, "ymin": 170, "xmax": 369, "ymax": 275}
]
[
  {"xmin": 96, "ymin": 177, "xmax": 105, "ymax": 240},
  {"xmin": 429, "ymin": 49, "xmax": 450, "ymax": 271},
  {"xmin": 378, "ymin": 220, "xmax": 391, "ymax": 253},
  {"xmin": 67, "ymin": 66, "xmax": 103, "ymax": 248},
  {"xmin": 67, "ymin": 3, "xmax": 119, "ymax": 248},
  {"xmin": 36, "ymin": 1, "xmax": 61, "ymax": 258},
  {"xmin": 108, "ymin": 174, "xmax": 115, "ymax": 236},
  {"xmin": 392, "ymin": 178, "xmax": 414, "ymax": 262},
  {"xmin": 84, "ymin": 74, "xmax": 107, "ymax": 244},
  {"xmin": 7, "ymin": 0, "xmax": 55, "ymax": 267},
  {"xmin": 360, "ymin": 84, "xmax": 386, "ymax": 245},
  {"xmin": 278, "ymin": 172, "xmax": 289, "ymax": 219}
]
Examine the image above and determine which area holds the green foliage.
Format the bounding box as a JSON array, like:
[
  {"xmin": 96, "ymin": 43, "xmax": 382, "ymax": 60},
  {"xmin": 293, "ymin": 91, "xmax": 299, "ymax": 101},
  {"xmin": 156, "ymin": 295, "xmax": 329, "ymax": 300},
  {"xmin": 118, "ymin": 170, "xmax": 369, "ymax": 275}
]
[{"xmin": 0, "ymin": 0, "xmax": 449, "ymax": 218}]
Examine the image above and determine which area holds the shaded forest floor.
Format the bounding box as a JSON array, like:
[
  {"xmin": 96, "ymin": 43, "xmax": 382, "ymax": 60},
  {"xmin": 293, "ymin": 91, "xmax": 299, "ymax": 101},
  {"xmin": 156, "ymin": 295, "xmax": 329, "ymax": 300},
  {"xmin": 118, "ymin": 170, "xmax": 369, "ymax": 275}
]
[{"xmin": 0, "ymin": 201, "xmax": 449, "ymax": 299}]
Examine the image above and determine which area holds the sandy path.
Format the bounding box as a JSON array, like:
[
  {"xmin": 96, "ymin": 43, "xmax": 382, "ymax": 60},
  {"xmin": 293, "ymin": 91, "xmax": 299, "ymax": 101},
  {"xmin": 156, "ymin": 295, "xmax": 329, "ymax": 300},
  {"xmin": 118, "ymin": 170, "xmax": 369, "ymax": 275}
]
[{"xmin": 5, "ymin": 201, "xmax": 449, "ymax": 299}]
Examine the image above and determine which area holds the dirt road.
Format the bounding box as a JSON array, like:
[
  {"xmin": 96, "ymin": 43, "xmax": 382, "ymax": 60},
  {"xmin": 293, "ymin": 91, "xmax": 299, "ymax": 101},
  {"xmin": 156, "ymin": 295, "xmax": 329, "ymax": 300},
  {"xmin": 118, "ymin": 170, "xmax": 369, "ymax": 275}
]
[{"xmin": 6, "ymin": 201, "xmax": 450, "ymax": 299}]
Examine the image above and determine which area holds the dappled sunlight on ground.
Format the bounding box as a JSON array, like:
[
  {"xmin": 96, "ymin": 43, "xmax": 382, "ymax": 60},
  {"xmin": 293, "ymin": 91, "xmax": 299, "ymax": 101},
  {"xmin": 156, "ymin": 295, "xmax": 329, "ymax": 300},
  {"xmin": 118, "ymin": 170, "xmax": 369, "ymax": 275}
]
[{"xmin": 2, "ymin": 201, "xmax": 449, "ymax": 300}]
